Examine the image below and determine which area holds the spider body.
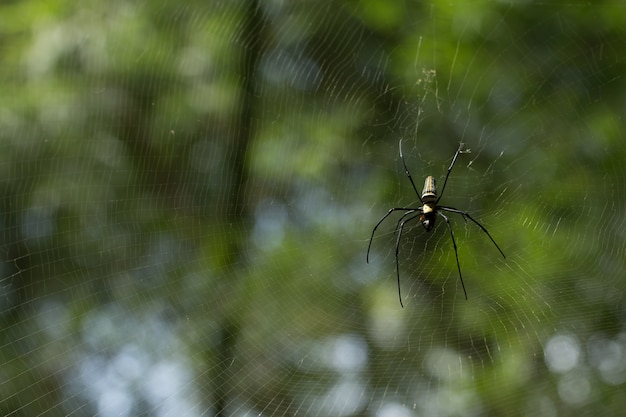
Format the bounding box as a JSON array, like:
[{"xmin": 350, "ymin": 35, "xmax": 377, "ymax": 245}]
[
  {"xmin": 419, "ymin": 176, "xmax": 437, "ymax": 231},
  {"xmin": 367, "ymin": 140, "xmax": 505, "ymax": 307}
]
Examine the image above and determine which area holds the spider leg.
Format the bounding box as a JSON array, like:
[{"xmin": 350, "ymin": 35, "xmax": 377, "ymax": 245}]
[
  {"xmin": 393, "ymin": 208, "xmax": 421, "ymax": 235},
  {"xmin": 399, "ymin": 139, "xmax": 424, "ymax": 205},
  {"xmin": 395, "ymin": 212, "xmax": 423, "ymax": 308},
  {"xmin": 439, "ymin": 206, "xmax": 506, "ymax": 259},
  {"xmin": 437, "ymin": 212, "xmax": 468, "ymax": 300},
  {"xmin": 436, "ymin": 142, "xmax": 465, "ymax": 205},
  {"xmin": 367, "ymin": 207, "xmax": 421, "ymax": 263}
]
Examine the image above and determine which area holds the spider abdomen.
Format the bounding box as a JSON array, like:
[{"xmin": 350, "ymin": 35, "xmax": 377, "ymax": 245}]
[{"xmin": 421, "ymin": 176, "xmax": 437, "ymax": 203}]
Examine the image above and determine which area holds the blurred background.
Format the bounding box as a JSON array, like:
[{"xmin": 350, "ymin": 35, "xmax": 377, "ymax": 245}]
[{"xmin": 1, "ymin": 1, "xmax": 625, "ymax": 416}]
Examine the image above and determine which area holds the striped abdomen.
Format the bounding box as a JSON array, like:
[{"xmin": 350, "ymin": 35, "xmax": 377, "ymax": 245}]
[{"xmin": 421, "ymin": 176, "xmax": 437, "ymax": 203}]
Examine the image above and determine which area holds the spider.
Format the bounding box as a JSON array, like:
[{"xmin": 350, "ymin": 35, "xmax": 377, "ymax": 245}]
[{"xmin": 367, "ymin": 140, "xmax": 506, "ymax": 307}]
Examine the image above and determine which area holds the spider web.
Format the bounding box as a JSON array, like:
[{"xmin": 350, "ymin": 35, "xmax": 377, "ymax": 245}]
[{"xmin": 1, "ymin": 1, "xmax": 625, "ymax": 416}]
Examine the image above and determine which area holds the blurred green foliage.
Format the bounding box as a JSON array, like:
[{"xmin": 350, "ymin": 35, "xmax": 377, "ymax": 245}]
[{"xmin": 0, "ymin": 1, "xmax": 625, "ymax": 416}]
